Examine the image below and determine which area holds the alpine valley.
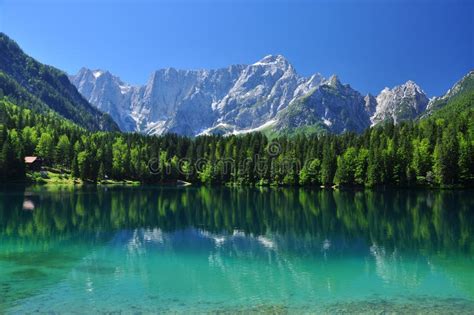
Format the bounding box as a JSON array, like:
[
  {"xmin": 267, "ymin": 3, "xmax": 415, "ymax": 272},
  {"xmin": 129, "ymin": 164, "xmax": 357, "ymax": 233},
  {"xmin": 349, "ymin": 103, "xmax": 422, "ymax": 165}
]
[
  {"xmin": 70, "ymin": 55, "xmax": 438, "ymax": 136},
  {"xmin": 1, "ymin": 1, "xmax": 474, "ymax": 312},
  {"xmin": 1, "ymin": 31, "xmax": 473, "ymax": 188}
]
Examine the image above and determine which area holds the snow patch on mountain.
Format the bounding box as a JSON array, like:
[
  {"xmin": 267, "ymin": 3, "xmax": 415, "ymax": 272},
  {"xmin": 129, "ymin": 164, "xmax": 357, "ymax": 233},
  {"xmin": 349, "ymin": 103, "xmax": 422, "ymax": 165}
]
[
  {"xmin": 92, "ymin": 70, "xmax": 103, "ymax": 78},
  {"xmin": 232, "ymin": 119, "xmax": 277, "ymax": 135}
]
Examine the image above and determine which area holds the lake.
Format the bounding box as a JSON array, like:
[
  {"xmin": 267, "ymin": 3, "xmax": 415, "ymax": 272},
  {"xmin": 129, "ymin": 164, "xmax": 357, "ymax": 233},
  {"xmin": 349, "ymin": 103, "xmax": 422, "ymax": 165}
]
[{"xmin": 0, "ymin": 186, "xmax": 473, "ymax": 313}]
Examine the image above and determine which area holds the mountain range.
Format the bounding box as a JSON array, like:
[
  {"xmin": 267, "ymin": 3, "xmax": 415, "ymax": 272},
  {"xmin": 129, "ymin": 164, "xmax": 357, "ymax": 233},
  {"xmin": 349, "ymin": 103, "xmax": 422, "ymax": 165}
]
[
  {"xmin": 70, "ymin": 54, "xmax": 445, "ymax": 136},
  {"xmin": 0, "ymin": 32, "xmax": 471, "ymax": 137}
]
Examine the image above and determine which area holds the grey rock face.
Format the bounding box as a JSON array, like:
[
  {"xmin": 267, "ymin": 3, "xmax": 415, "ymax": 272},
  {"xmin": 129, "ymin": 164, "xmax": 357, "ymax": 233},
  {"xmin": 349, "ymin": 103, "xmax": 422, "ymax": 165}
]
[
  {"xmin": 71, "ymin": 56, "xmax": 432, "ymax": 136},
  {"xmin": 214, "ymin": 55, "xmax": 322, "ymax": 129},
  {"xmin": 364, "ymin": 94, "xmax": 377, "ymax": 114},
  {"xmin": 276, "ymin": 75, "xmax": 371, "ymax": 134},
  {"xmin": 69, "ymin": 68, "xmax": 135, "ymax": 131},
  {"xmin": 370, "ymin": 81, "xmax": 429, "ymax": 125},
  {"xmin": 70, "ymin": 55, "xmax": 325, "ymax": 136}
]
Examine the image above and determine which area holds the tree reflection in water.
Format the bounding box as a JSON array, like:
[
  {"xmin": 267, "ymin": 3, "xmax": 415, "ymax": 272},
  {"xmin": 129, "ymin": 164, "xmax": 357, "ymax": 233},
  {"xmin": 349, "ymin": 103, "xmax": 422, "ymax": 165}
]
[
  {"xmin": 0, "ymin": 186, "xmax": 473, "ymax": 312},
  {"xmin": 0, "ymin": 186, "xmax": 471, "ymax": 254}
]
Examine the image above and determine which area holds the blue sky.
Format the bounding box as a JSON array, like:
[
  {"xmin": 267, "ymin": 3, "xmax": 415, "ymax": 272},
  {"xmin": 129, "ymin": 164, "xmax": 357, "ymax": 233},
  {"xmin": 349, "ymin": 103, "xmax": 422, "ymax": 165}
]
[{"xmin": 0, "ymin": 0, "xmax": 473, "ymax": 96}]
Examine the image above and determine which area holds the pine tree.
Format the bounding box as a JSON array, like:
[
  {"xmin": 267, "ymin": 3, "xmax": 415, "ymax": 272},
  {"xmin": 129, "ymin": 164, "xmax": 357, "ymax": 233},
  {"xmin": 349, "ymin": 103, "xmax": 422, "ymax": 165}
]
[
  {"xmin": 98, "ymin": 162, "xmax": 105, "ymax": 182},
  {"xmin": 55, "ymin": 135, "xmax": 70, "ymax": 167},
  {"xmin": 71, "ymin": 155, "xmax": 79, "ymax": 179},
  {"xmin": 354, "ymin": 148, "xmax": 368, "ymax": 185},
  {"xmin": 457, "ymin": 132, "xmax": 473, "ymax": 184},
  {"xmin": 35, "ymin": 132, "xmax": 54, "ymax": 162},
  {"xmin": 320, "ymin": 141, "xmax": 336, "ymax": 186}
]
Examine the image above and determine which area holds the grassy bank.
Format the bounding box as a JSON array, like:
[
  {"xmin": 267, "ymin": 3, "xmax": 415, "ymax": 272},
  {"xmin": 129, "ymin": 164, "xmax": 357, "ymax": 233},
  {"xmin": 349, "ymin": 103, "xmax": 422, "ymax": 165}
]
[{"xmin": 26, "ymin": 169, "xmax": 140, "ymax": 186}]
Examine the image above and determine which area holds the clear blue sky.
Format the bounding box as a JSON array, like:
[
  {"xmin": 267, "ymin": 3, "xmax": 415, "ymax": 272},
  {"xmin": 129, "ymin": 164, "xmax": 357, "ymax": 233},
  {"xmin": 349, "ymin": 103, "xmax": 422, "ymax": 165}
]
[{"xmin": 0, "ymin": 0, "xmax": 473, "ymax": 96}]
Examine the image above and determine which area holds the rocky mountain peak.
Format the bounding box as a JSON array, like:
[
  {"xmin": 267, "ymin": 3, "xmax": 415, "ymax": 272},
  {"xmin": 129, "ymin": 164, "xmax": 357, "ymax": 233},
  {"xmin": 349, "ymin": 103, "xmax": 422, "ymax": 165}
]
[
  {"xmin": 254, "ymin": 54, "xmax": 289, "ymax": 66},
  {"xmin": 74, "ymin": 68, "xmax": 117, "ymax": 84},
  {"xmin": 433, "ymin": 71, "xmax": 474, "ymax": 102},
  {"xmin": 425, "ymin": 70, "xmax": 474, "ymax": 115},
  {"xmin": 371, "ymin": 80, "xmax": 429, "ymax": 125},
  {"xmin": 250, "ymin": 54, "xmax": 294, "ymax": 77},
  {"xmin": 401, "ymin": 80, "xmax": 424, "ymax": 94},
  {"xmin": 327, "ymin": 74, "xmax": 342, "ymax": 87}
]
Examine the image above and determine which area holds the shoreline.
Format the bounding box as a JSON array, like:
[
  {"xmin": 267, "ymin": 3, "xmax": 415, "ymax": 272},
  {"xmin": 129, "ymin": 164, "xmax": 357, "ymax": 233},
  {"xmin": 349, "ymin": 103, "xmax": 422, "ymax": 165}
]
[
  {"xmin": 3, "ymin": 178, "xmax": 472, "ymax": 191},
  {"xmin": 0, "ymin": 171, "xmax": 469, "ymax": 190}
]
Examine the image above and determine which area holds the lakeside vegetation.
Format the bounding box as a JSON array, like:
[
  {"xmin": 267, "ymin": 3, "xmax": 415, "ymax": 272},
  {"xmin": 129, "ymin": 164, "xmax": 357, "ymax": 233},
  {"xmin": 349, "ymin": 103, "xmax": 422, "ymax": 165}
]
[
  {"xmin": 1, "ymin": 87, "xmax": 473, "ymax": 188},
  {"xmin": 24, "ymin": 167, "xmax": 140, "ymax": 186}
]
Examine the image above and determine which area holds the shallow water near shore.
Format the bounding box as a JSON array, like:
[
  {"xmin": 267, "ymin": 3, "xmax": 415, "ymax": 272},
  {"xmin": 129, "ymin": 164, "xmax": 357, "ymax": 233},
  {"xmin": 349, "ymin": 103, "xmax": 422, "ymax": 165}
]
[{"xmin": 0, "ymin": 186, "xmax": 473, "ymax": 313}]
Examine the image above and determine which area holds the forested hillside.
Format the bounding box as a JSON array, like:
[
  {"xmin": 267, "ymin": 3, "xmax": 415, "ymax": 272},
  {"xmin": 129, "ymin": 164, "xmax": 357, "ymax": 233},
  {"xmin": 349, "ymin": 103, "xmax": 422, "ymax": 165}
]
[
  {"xmin": 1, "ymin": 86, "xmax": 472, "ymax": 187},
  {"xmin": 0, "ymin": 33, "xmax": 119, "ymax": 132},
  {"xmin": 0, "ymin": 29, "xmax": 471, "ymax": 187}
]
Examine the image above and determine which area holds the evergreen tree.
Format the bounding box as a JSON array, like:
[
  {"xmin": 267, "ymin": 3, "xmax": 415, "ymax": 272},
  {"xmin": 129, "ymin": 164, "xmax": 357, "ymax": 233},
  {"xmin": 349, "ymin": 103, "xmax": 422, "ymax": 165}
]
[
  {"xmin": 36, "ymin": 132, "xmax": 54, "ymax": 162},
  {"xmin": 55, "ymin": 134, "xmax": 70, "ymax": 167},
  {"xmin": 320, "ymin": 141, "xmax": 336, "ymax": 186}
]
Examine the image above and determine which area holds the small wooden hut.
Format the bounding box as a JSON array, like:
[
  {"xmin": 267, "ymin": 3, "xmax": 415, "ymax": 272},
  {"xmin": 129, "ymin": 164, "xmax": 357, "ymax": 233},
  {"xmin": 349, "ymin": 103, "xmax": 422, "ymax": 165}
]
[{"xmin": 24, "ymin": 156, "xmax": 43, "ymax": 171}]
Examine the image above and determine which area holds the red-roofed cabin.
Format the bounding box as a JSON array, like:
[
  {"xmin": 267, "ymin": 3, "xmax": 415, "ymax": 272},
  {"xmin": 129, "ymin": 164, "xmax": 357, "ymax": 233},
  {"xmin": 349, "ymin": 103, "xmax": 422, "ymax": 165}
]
[{"xmin": 24, "ymin": 156, "xmax": 43, "ymax": 171}]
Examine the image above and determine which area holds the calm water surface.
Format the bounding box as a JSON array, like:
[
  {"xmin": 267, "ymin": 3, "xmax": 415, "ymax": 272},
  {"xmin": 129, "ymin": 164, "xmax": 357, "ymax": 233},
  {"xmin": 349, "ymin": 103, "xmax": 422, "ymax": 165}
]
[{"xmin": 0, "ymin": 186, "xmax": 473, "ymax": 313}]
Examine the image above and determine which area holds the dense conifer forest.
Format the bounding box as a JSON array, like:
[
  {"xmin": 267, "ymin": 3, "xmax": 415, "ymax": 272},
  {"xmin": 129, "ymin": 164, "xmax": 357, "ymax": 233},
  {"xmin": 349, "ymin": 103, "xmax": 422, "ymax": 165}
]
[{"xmin": 1, "ymin": 87, "xmax": 472, "ymax": 187}]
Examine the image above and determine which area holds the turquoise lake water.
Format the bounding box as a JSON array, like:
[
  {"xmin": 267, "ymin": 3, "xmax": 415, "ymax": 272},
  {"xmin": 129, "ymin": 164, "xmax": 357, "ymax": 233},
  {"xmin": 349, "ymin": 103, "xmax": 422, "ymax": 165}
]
[{"xmin": 0, "ymin": 186, "xmax": 473, "ymax": 313}]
